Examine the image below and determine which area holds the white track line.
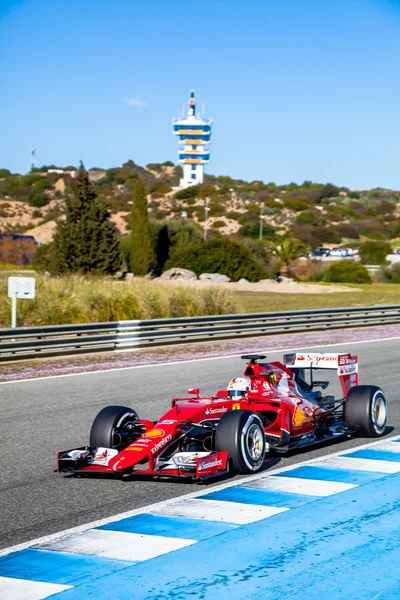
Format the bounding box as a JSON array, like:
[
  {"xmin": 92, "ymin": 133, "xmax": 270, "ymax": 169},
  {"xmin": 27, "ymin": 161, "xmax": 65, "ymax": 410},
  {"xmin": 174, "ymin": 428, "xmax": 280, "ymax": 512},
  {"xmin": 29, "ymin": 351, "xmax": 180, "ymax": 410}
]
[
  {"xmin": 245, "ymin": 476, "xmax": 355, "ymax": 496},
  {"xmin": 0, "ymin": 577, "xmax": 71, "ymax": 600},
  {"xmin": 313, "ymin": 455, "xmax": 400, "ymax": 473},
  {"xmin": 365, "ymin": 440, "xmax": 400, "ymax": 453},
  {"xmin": 1, "ymin": 433, "xmax": 399, "ymax": 558},
  {"xmin": 1, "ymin": 335, "xmax": 399, "ymax": 386},
  {"xmin": 37, "ymin": 529, "xmax": 195, "ymax": 562},
  {"xmin": 150, "ymin": 498, "xmax": 287, "ymax": 524}
]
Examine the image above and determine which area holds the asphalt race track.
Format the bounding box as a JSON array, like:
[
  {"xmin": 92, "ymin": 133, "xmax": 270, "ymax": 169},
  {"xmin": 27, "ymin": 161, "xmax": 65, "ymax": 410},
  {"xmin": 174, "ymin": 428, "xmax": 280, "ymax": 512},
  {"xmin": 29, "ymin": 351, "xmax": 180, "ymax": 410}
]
[{"xmin": 0, "ymin": 337, "xmax": 399, "ymax": 551}]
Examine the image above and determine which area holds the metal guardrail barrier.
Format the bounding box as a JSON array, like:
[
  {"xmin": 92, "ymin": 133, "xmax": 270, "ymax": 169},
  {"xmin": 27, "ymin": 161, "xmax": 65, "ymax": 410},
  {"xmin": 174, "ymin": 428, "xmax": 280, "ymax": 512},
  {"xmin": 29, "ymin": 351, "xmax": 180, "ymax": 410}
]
[{"xmin": 0, "ymin": 304, "xmax": 399, "ymax": 361}]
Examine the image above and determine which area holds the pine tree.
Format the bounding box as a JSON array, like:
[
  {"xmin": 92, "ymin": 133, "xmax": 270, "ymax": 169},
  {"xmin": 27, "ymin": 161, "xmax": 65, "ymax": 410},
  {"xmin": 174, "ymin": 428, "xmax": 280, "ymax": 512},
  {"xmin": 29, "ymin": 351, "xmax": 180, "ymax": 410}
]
[
  {"xmin": 129, "ymin": 178, "xmax": 155, "ymax": 275},
  {"xmin": 52, "ymin": 163, "xmax": 120, "ymax": 274}
]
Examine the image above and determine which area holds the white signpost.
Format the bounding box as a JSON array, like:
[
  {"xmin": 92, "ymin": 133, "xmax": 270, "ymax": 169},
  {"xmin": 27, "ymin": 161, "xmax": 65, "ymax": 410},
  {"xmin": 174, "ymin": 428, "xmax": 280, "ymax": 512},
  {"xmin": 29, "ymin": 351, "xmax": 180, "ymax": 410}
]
[{"xmin": 8, "ymin": 277, "xmax": 36, "ymax": 328}]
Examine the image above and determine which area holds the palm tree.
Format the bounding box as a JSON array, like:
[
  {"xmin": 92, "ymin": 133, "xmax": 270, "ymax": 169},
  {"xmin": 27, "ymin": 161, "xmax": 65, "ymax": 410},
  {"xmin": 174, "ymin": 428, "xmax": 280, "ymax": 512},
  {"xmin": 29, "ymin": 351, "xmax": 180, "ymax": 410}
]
[{"xmin": 265, "ymin": 236, "xmax": 310, "ymax": 277}]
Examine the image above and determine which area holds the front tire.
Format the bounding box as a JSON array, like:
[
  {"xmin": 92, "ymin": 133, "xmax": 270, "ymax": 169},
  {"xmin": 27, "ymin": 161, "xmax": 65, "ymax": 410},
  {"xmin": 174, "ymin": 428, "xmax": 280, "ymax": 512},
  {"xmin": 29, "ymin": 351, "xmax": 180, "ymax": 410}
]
[
  {"xmin": 344, "ymin": 385, "xmax": 387, "ymax": 437},
  {"xmin": 89, "ymin": 405, "xmax": 139, "ymax": 449},
  {"xmin": 215, "ymin": 410, "xmax": 266, "ymax": 474}
]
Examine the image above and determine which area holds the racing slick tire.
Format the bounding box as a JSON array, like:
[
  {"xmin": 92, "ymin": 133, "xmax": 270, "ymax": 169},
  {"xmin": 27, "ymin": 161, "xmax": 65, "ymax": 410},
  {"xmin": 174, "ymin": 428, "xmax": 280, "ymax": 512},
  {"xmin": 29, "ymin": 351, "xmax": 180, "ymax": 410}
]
[
  {"xmin": 215, "ymin": 410, "xmax": 266, "ymax": 474},
  {"xmin": 89, "ymin": 405, "xmax": 139, "ymax": 449},
  {"xmin": 344, "ymin": 385, "xmax": 387, "ymax": 437}
]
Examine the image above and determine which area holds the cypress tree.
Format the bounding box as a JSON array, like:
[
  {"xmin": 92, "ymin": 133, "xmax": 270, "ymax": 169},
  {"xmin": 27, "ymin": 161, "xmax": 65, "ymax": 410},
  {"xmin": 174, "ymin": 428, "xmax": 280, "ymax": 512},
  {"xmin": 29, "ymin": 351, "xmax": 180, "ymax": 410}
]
[
  {"xmin": 129, "ymin": 178, "xmax": 155, "ymax": 275},
  {"xmin": 52, "ymin": 163, "xmax": 120, "ymax": 274}
]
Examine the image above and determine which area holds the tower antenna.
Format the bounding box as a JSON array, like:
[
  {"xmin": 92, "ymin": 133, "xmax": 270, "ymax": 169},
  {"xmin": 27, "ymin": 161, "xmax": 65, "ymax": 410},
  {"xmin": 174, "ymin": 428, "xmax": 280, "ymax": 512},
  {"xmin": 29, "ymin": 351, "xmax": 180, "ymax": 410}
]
[{"xmin": 172, "ymin": 89, "xmax": 213, "ymax": 191}]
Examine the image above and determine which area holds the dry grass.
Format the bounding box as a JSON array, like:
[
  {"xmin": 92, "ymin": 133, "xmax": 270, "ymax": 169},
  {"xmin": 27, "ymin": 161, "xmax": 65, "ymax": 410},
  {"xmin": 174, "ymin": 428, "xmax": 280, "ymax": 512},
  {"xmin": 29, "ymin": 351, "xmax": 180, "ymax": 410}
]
[
  {"xmin": 234, "ymin": 283, "xmax": 400, "ymax": 313},
  {"xmin": 0, "ymin": 275, "xmax": 238, "ymax": 327},
  {"xmin": 1, "ymin": 274, "xmax": 398, "ymax": 327}
]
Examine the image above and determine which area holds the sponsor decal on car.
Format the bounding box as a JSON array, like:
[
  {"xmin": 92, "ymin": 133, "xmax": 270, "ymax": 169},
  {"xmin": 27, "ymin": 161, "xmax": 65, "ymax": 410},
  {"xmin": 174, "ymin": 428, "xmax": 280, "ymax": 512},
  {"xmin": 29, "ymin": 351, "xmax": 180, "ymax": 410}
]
[
  {"xmin": 125, "ymin": 446, "xmax": 144, "ymax": 452},
  {"xmin": 151, "ymin": 434, "xmax": 173, "ymax": 455},
  {"xmin": 293, "ymin": 407, "xmax": 307, "ymax": 428},
  {"xmin": 197, "ymin": 457, "xmax": 223, "ymax": 471},
  {"xmin": 232, "ymin": 403, "xmax": 241, "ymax": 410},
  {"xmin": 205, "ymin": 406, "xmax": 228, "ymax": 415},
  {"xmin": 89, "ymin": 447, "xmax": 119, "ymax": 466},
  {"xmin": 145, "ymin": 429, "xmax": 165, "ymax": 438},
  {"xmin": 196, "ymin": 451, "xmax": 228, "ymax": 477},
  {"xmin": 158, "ymin": 420, "xmax": 177, "ymax": 425},
  {"xmin": 339, "ymin": 364, "xmax": 358, "ymax": 376}
]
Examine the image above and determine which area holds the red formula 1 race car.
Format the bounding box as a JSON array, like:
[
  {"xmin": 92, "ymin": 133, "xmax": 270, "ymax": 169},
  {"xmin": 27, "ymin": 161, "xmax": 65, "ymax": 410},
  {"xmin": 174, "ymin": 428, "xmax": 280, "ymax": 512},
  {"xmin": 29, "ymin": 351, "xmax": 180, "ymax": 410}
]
[{"xmin": 57, "ymin": 353, "xmax": 388, "ymax": 481}]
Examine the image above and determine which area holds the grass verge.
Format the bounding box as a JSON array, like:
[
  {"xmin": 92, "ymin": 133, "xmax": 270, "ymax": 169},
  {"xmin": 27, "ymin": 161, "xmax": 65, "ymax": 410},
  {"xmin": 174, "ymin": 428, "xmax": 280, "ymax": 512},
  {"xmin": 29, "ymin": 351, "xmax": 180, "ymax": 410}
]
[
  {"xmin": 0, "ymin": 275, "xmax": 238, "ymax": 327},
  {"xmin": 234, "ymin": 283, "xmax": 400, "ymax": 313}
]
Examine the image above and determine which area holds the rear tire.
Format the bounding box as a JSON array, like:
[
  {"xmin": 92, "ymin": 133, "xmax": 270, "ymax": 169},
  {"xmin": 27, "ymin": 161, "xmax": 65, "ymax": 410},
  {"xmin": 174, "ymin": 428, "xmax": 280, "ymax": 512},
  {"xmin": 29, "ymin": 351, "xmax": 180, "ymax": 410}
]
[
  {"xmin": 344, "ymin": 386, "xmax": 387, "ymax": 437},
  {"xmin": 215, "ymin": 410, "xmax": 266, "ymax": 474},
  {"xmin": 89, "ymin": 405, "xmax": 139, "ymax": 449}
]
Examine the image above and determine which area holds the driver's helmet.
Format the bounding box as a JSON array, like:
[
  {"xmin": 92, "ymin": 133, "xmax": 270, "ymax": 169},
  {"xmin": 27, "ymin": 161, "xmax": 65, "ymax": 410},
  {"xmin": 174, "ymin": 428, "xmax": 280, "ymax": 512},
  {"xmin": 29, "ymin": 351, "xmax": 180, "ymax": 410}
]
[{"xmin": 227, "ymin": 377, "xmax": 251, "ymax": 398}]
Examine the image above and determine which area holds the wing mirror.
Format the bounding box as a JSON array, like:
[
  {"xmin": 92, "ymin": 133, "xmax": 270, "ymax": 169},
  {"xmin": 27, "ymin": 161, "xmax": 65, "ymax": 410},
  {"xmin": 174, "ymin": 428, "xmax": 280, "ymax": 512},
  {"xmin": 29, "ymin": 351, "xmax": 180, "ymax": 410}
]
[{"xmin": 188, "ymin": 388, "xmax": 200, "ymax": 397}]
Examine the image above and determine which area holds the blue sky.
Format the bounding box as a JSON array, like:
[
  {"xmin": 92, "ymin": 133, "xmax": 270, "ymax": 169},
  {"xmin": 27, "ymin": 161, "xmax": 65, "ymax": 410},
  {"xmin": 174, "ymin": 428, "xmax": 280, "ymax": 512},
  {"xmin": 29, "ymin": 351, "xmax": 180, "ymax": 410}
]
[{"xmin": 1, "ymin": 0, "xmax": 400, "ymax": 189}]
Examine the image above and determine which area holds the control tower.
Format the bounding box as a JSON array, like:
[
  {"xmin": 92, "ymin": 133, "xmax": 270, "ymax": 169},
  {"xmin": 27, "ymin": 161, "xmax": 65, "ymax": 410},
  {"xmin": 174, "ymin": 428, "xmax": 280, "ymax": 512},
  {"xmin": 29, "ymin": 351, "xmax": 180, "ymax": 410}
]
[{"xmin": 172, "ymin": 90, "xmax": 212, "ymax": 188}]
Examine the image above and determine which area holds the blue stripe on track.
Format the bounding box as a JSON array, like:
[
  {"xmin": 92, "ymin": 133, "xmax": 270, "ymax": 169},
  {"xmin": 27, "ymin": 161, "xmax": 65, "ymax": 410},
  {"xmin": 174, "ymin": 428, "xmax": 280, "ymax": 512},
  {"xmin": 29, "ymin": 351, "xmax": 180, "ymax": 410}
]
[
  {"xmin": 0, "ymin": 549, "xmax": 131, "ymax": 586},
  {"xmin": 272, "ymin": 465, "xmax": 385, "ymax": 485},
  {"xmin": 198, "ymin": 485, "xmax": 318, "ymax": 508},
  {"xmin": 344, "ymin": 449, "xmax": 400, "ymax": 462},
  {"xmin": 55, "ymin": 472, "xmax": 400, "ymax": 600},
  {"xmin": 97, "ymin": 513, "xmax": 237, "ymax": 539}
]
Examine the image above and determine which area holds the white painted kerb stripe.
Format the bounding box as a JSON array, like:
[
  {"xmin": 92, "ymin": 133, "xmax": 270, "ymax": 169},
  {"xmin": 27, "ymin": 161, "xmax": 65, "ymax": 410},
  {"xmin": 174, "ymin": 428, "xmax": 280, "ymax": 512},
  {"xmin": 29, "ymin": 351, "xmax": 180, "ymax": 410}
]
[
  {"xmin": 368, "ymin": 441, "xmax": 400, "ymax": 453},
  {"xmin": 2, "ymin": 435, "xmax": 399, "ymax": 559},
  {"xmin": 318, "ymin": 456, "xmax": 400, "ymax": 474},
  {"xmin": 37, "ymin": 529, "xmax": 195, "ymax": 562},
  {"xmin": 0, "ymin": 576, "xmax": 71, "ymax": 600},
  {"xmin": 151, "ymin": 498, "xmax": 288, "ymax": 524},
  {"xmin": 246, "ymin": 476, "xmax": 356, "ymax": 496}
]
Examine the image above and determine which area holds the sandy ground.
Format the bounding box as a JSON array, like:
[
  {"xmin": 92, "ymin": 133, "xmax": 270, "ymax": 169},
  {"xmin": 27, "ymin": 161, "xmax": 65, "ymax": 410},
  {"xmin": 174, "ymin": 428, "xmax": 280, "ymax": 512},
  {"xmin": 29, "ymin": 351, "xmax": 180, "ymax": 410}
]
[{"xmin": 158, "ymin": 279, "xmax": 357, "ymax": 294}]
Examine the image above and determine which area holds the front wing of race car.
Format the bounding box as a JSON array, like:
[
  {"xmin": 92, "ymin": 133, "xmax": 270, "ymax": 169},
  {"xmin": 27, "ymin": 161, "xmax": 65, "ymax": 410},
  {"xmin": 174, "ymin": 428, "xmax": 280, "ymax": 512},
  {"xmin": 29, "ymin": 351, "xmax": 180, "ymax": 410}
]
[{"xmin": 56, "ymin": 447, "xmax": 229, "ymax": 481}]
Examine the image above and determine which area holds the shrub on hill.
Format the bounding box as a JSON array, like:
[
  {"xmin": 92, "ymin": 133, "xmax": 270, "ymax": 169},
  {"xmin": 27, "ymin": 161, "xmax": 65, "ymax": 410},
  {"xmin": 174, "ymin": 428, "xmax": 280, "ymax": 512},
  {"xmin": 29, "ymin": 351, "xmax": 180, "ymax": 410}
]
[
  {"xmin": 295, "ymin": 210, "xmax": 321, "ymax": 226},
  {"xmin": 335, "ymin": 224, "xmax": 360, "ymax": 239},
  {"xmin": 239, "ymin": 221, "xmax": 276, "ymax": 239},
  {"xmin": 283, "ymin": 198, "xmax": 309, "ymax": 211},
  {"xmin": 323, "ymin": 261, "xmax": 371, "ymax": 284},
  {"xmin": 175, "ymin": 186, "xmax": 199, "ymax": 200},
  {"xmin": 359, "ymin": 241, "xmax": 392, "ymax": 265},
  {"xmin": 357, "ymin": 219, "xmax": 390, "ymax": 239},
  {"xmin": 165, "ymin": 239, "xmax": 266, "ymax": 282}
]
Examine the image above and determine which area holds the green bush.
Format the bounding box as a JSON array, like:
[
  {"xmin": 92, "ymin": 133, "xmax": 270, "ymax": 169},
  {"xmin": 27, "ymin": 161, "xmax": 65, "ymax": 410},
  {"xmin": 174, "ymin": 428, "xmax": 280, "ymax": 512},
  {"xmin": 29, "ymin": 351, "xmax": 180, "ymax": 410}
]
[
  {"xmin": 213, "ymin": 220, "xmax": 225, "ymax": 228},
  {"xmin": 175, "ymin": 186, "xmax": 199, "ymax": 200},
  {"xmin": 295, "ymin": 210, "xmax": 321, "ymax": 225},
  {"xmin": 165, "ymin": 239, "xmax": 266, "ymax": 282},
  {"xmin": 359, "ymin": 241, "xmax": 392, "ymax": 265},
  {"xmin": 382, "ymin": 263, "xmax": 400, "ymax": 283},
  {"xmin": 323, "ymin": 260, "xmax": 371, "ymax": 284},
  {"xmin": 283, "ymin": 198, "xmax": 309, "ymax": 211},
  {"xmin": 335, "ymin": 224, "xmax": 360, "ymax": 239},
  {"xmin": 239, "ymin": 221, "xmax": 276, "ymax": 239}
]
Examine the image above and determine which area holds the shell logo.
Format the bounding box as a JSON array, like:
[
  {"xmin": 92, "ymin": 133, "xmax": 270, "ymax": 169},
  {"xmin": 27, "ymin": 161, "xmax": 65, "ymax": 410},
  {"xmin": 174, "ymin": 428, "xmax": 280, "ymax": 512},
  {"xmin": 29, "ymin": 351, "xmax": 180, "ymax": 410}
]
[
  {"xmin": 293, "ymin": 408, "xmax": 307, "ymax": 428},
  {"xmin": 232, "ymin": 403, "xmax": 241, "ymax": 410},
  {"xmin": 145, "ymin": 429, "xmax": 165, "ymax": 438}
]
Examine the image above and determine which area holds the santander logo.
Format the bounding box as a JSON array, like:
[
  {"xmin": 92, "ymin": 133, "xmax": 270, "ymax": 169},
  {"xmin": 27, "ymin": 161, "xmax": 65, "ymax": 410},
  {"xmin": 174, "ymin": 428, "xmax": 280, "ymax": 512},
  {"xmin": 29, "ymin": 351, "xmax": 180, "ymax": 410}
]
[
  {"xmin": 198, "ymin": 458, "xmax": 223, "ymax": 471},
  {"xmin": 205, "ymin": 406, "xmax": 227, "ymax": 415}
]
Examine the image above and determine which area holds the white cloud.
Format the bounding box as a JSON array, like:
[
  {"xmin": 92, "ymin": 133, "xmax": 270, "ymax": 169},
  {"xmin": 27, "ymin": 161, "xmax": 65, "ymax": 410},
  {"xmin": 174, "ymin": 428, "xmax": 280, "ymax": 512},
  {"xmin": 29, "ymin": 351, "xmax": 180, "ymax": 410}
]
[{"xmin": 127, "ymin": 96, "xmax": 148, "ymax": 109}]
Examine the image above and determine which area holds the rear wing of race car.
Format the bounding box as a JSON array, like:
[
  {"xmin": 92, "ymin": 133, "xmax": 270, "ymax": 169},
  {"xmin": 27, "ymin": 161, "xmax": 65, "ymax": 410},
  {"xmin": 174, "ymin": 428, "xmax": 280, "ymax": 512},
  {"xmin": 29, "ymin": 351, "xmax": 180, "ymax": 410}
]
[{"xmin": 283, "ymin": 352, "xmax": 358, "ymax": 397}]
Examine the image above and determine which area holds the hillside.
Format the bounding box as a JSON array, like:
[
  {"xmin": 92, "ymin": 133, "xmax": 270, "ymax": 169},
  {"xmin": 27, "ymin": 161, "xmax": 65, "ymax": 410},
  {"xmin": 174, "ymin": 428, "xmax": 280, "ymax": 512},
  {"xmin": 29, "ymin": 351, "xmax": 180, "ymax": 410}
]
[{"xmin": 0, "ymin": 162, "xmax": 400, "ymax": 249}]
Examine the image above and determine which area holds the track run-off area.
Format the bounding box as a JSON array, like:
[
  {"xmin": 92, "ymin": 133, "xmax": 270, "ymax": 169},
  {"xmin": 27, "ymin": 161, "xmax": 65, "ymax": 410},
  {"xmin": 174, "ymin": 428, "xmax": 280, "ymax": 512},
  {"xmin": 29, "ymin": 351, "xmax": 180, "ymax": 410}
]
[{"xmin": 0, "ymin": 335, "xmax": 400, "ymax": 599}]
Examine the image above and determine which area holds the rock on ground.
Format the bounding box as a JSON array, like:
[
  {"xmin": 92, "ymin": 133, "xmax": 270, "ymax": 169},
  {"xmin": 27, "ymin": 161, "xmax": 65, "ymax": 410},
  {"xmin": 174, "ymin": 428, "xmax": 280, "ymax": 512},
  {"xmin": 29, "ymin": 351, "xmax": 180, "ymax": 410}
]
[
  {"xmin": 160, "ymin": 268, "xmax": 197, "ymax": 281},
  {"xmin": 199, "ymin": 273, "xmax": 231, "ymax": 282}
]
